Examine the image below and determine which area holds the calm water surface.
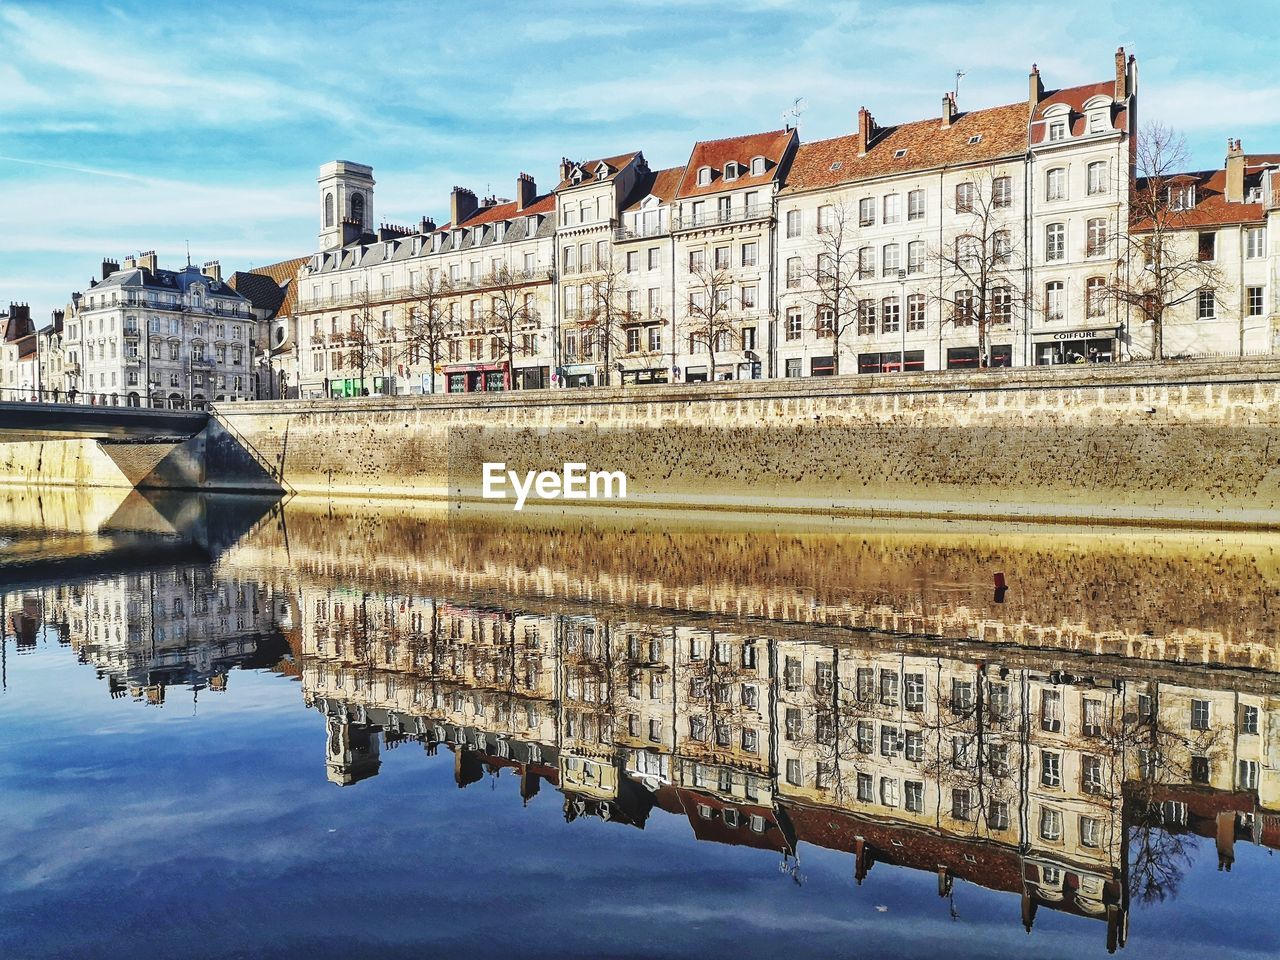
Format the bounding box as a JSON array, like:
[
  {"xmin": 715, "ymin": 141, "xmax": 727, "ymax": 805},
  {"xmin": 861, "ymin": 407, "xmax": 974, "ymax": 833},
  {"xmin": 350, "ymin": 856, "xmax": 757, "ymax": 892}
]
[{"xmin": 1, "ymin": 487, "xmax": 1277, "ymax": 959}]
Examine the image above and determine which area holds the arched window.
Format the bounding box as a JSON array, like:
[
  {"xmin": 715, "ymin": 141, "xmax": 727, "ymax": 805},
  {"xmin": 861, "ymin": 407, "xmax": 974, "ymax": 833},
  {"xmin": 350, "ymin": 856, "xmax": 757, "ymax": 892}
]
[
  {"xmin": 351, "ymin": 192, "xmax": 365, "ymax": 227},
  {"xmin": 324, "ymin": 192, "xmax": 335, "ymax": 227},
  {"xmin": 1086, "ymin": 277, "xmax": 1106, "ymax": 317},
  {"xmin": 1046, "ymin": 167, "xmax": 1067, "ymax": 201}
]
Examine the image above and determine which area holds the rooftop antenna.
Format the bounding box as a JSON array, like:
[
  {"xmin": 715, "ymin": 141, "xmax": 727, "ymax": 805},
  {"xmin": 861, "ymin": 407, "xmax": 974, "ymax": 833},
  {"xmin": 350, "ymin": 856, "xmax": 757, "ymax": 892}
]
[
  {"xmin": 782, "ymin": 96, "xmax": 808, "ymax": 131},
  {"xmin": 954, "ymin": 70, "xmax": 967, "ymax": 101},
  {"xmin": 185, "ymin": 240, "xmax": 191, "ymax": 268}
]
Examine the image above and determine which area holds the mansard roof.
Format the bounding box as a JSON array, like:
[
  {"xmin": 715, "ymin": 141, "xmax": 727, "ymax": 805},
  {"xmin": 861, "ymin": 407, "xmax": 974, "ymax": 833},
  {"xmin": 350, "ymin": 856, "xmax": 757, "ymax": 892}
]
[
  {"xmin": 91, "ymin": 264, "xmax": 249, "ymax": 302},
  {"xmin": 1133, "ymin": 166, "xmax": 1270, "ymax": 230},
  {"xmin": 229, "ymin": 256, "xmax": 310, "ymax": 319},
  {"xmin": 620, "ymin": 165, "xmax": 683, "ymax": 213},
  {"xmin": 555, "ymin": 151, "xmax": 642, "ymax": 191}
]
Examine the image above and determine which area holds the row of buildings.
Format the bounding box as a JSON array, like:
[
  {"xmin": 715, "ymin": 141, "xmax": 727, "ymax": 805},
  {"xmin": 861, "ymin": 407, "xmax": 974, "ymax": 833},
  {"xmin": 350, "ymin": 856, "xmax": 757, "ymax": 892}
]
[
  {"xmin": 5, "ymin": 47, "xmax": 1280, "ymax": 402},
  {"xmin": 9, "ymin": 564, "xmax": 1274, "ymax": 952}
]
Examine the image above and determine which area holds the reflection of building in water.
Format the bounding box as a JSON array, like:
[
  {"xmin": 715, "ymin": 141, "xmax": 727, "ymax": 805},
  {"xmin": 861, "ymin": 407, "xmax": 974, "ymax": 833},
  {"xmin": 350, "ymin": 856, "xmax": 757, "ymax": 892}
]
[
  {"xmin": 3, "ymin": 569, "xmax": 287, "ymax": 704},
  {"xmin": 296, "ymin": 584, "xmax": 1279, "ymax": 952}
]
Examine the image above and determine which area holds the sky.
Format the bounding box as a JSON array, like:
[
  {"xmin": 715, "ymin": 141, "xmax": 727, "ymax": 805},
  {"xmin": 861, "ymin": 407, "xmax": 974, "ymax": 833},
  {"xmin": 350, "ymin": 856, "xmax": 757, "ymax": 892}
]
[{"xmin": 3, "ymin": 0, "xmax": 1280, "ymax": 316}]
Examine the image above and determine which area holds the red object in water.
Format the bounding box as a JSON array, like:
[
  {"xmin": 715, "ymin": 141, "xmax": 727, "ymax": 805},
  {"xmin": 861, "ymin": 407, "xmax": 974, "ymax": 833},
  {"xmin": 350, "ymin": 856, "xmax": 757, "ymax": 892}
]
[{"xmin": 993, "ymin": 572, "xmax": 1007, "ymax": 589}]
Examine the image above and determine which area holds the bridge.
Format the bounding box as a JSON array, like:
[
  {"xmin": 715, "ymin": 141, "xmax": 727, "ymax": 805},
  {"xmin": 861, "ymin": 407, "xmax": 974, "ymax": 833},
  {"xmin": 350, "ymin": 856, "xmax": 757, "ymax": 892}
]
[{"xmin": 0, "ymin": 400, "xmax": 208, "ymax": 442}]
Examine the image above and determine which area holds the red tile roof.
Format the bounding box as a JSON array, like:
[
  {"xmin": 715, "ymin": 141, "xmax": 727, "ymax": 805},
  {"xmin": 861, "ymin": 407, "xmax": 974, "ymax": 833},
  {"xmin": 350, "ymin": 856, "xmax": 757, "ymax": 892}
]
[
  {"xmin": 455, "ymin": 192, "xmax": 557, "ymax": 230},
  {"xmin": 621, "ymin": 165, "xmax": 684, "ymax": 212},
  {"xmin": 230, "ymin": 255, "xmax": 310, "ymax": 319},
  {"xmin": 676, "ymin": 128, "xmax": 797, "ymax": 199},
  {"xmin": 1133, "ymin": 167, "xmax": 1267, "ymax": 230}
]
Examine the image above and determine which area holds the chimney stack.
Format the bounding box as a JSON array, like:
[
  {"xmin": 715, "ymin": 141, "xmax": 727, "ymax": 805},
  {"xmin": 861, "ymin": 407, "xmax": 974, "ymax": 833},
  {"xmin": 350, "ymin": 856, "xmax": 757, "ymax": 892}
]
[
  {"xmin": 857, "ymin": 107, "xmax": 878, "ymax": 157},
  {"xmin": 450, "ymin": 186, "xmax": 477, "ymax": 227},
  {"xmin": 137, "ymin": 250, "xmax": 157, "ymax": 273},
  {"xmin": 559, "ymin": 158, "xmax": 573, "ymax": 183},
  {"xmin": 101, "ymin": 258, "xmax": 120, "ymax": 280},
  {"xmin": 515, "ymin": 172, "xmax": 537, "ymax": 212},
  {"xmin": 340, "ymin": 218, "xmax": 363, "ymax": 247},
  {"xmin": 1114, "ymin": 47, "xmax": 1128, "ymax": 100},
  {"xmin": 201, "ymin": 260, "xmax": 222, "ymax": 282},
  {"xmin": 941, "ymin": 93, "xmax": 956, "ymax": 129},
  {"xmin": 1029, "ymin": 64, "xmax": 1044, "ymax": 112},
  {"xmin": 1225, "ymin": 138, "xmax": 1245, "ymax": 203}
]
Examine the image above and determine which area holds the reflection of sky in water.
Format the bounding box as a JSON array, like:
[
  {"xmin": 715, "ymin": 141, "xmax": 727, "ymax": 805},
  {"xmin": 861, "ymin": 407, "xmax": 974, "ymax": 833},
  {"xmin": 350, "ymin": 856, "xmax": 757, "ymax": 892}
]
[{"xmin": 1, "ymin": 634, "xmax": 1276, "ymax": 960}]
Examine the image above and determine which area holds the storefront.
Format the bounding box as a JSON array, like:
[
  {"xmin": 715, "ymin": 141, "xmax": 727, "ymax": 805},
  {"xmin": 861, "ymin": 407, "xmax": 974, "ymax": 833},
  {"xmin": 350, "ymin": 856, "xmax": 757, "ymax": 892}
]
[
  {"xmin": 515, "ymin": 366, "xmax": 550, "ymax": 390},
  {"xmin": 620, "ymin": 367, "xmax": 669, "ymax": 386},
  {"xmin": 558, "ymin": 363, "xmax": 597, "ymax": 388},
  {"xmin": 858, "ymin": 350, "xmax": 926, "ymax": 373},
  {"xmin": 945, "ymin": 345, "xmax": 1012, "ymax": 369},
  {"xmin": 443, "ymin": 362, "xmax": 509, "ymax": 393},
  {"xmin": 1033, "ymin": 327, "xmax": 1117, "ymax": 365}
]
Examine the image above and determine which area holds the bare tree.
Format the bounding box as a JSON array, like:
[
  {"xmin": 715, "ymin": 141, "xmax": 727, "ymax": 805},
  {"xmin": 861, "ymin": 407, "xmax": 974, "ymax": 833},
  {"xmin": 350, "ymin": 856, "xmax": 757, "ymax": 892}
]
[
  {"xmin": 684, "ymin": 264, "xmax": 738, "ymax": 382},
  {"xmin": 344, "ymin": 283, "xmax": 386, "ymax": 395},
  {"xmin": 930, "ymin": 170, "xmax": 1025, "ymax": 366},
  {"xmin": 580, "ymin": 254, "xmax": 637, "ymax": 386},
  {"xmin": 485, "ymin": 264, "xmax": 539, "ymax": 390},
  {"xmin": 402, "ymin": 273, "xmax": 454, "ymax": 395},
  {"xmin": 1106, "ymin": 123, "xmax": 1225, "ymax": 361},
  {"xmin": 799, "ymin": 201, "xmax": 861, "ymax": 375}
]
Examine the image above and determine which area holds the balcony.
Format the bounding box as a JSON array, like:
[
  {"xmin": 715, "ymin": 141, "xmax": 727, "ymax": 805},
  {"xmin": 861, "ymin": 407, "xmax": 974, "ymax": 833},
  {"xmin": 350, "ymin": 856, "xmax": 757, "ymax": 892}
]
[
  {"xmin": 614, "ymin": 223, "xmax": 668, "ymax": 242},
  {"xmin": 672, "ymin": 206, "xmax": 770, "ymax": 232}
]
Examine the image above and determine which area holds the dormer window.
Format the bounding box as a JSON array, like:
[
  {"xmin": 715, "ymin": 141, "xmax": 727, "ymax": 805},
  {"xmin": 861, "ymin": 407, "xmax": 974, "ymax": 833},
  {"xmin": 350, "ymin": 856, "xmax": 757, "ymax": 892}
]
[
  {"xmin": 724, "ymin": 162, "xmax": 740, "ymax": 182},
  {"xmin": 1168, "ymin": 184, "xmax": 1195, "ymax": 211},
  {"xmin": 595, "ymin": 163, "xmax": 608, "ymax": 181},
  {"xmin": 967, "ymin": 135, "xmax": 982, "ymax": 145},
  {"xmin": 893, "ymin": 149, "xmax": 908, "ymax": 159},
  {"xmin": 697, "ymin": 166, "xmax": 713, "ymax": 186},
  {"xmin": 1048, "ymin": 120, "xmax": 1067, "ymax": 142},
  {"xmin": 750, "ymin": 156, "xmax": 766, "ymax": 176},
  {"xmin": 526, "ymin": 214, "xmax": 539, "ymax": 235},
  {"xmin": 1089, "ymin": 111, "xmax": 1106, "ymax": 133}
]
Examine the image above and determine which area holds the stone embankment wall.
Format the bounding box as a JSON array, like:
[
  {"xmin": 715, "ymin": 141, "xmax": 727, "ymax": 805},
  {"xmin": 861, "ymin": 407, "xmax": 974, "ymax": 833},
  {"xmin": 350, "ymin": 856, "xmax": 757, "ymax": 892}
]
[
  {"xmin": 212, "ymin": 359, "xmax": 1280, "ymax": 527},
  {"xmin": 6, "ymin": 359, "xmax": 1280, "ymax": 526}
]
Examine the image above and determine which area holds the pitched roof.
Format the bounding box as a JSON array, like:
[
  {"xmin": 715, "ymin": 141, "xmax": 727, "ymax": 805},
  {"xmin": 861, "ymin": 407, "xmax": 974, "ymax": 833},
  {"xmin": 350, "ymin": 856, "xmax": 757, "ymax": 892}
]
[
  {"xmin": 1133, "ymin": 166, "xmax": 1268, "ymax": 230},
  {"xmin": 554, "ymin": 151, "xmax": 642, "ymax": 192},
  {"xmin": 676, "ymin": 128, "xmax": 796, "ymax": 199},
  {"xmin": 228, "ymin": 255, "xmax": 310, "ymax": 319},
  {"xmin": 1030, "ymin": 81, "xmax": 1130, "ymax": 142},
  {"xmin": 782, "ymin": 101, "xmax": 1029, "ymax": 194},
  {"xmin": 455, "ymin": 192, "xmax": 556, "ymax": 230},
  {"xmin": 621, "ymin": 165, "xmax": 684, "ymax": 212}
]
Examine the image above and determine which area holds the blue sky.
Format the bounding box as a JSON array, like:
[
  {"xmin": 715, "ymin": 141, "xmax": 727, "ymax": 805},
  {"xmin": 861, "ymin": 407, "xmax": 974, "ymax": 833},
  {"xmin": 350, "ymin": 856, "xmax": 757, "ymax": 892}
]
[{"xmin": 3, "ymin": 0, "xmax": 1280, "ymax": 315}]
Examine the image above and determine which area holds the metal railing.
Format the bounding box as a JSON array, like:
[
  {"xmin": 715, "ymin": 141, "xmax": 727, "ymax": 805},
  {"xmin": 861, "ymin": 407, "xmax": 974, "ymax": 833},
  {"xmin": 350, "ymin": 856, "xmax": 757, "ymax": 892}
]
[
  {"xmin": 0, "ymin": 385, "xmax": 214, "ymax": 410},
  {"xmin": 672, "ymin": 206, "xmax": 770, "ymax": 231},
  {"xmin": 300, "ymin": 268, "xmax": 549, "ymax": 311}
]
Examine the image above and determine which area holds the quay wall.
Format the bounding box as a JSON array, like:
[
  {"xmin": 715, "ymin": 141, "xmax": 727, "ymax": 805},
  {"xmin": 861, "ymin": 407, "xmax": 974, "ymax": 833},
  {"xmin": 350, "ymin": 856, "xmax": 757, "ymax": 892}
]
[{"xmin": 7, "ymin": 359, "xmax": 1280, "ymax": 526}]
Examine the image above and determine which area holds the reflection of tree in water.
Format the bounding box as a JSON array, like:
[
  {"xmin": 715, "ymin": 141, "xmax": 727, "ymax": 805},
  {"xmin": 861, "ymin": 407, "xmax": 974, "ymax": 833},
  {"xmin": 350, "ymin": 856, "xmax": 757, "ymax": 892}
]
[{"xmin": 1128, "ymin": 819, "xmax": 1197, "ymax": 905}]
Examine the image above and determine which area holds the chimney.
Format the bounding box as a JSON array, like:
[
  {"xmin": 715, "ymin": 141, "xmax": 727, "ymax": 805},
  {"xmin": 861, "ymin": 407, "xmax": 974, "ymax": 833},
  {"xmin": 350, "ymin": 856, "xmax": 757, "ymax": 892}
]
[
  {"xmin": 419, "ymin": 216, "xmax": 437, "ymax": 234},
  {"xmin": 340, "ymin": 218, "xmax": 363, "ymax": 246},
  {"xmin": 941, "ymin": 93, "xmax": 956, "ymax": 129},
  {"xmin": 450, "ymin": 186, "xmax": 477, "ymax": 227},
  {"xmin": 201, "ymin": 260, "xmax": 222, "ymax": 282},
  {"xmin": 137, "ymin": 250, "xmax": 157, "ymax": 273},
  {"xmin": 1225, "ymin": 138, "xmax": 1245, "ymax": 203},
  {"xmin": 1114, "ymin": 47, "xmax": 1127, "ymax": 100},
  {"xmin": 101, "ymin": 258, "xmax": 120, "ymax": 280},
  {"xmin": 123, "ymin": 255, "xmax": 137, "ymax": 270},
  {"xmin": 559, "ymin": 157, "xmax": 573, "ymax": 183},
  {"xmin": 857, "ymin": 107, "xmax": 878, "ymax": 157},
  {"xmin": 1029, "ymin": 64, "xmax": 1044, "ymax": 112},
  {"xmin": 515, "ymin": 172, "xmax": 537, "ymax": 212}
]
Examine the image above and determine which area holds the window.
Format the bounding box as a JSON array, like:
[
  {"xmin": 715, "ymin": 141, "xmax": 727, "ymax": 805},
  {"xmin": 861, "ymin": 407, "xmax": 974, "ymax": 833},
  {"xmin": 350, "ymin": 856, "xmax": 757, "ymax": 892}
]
[
  {"xmin": 1191, "ymin": 699, "xmax": 1211, "ymax": 730},
  {"xmin": 856, "ymin": 668, "xmax": 874, "ymax": 702},
  {"xmin": 880, "ymin": 777, "xmax": 899, "ymax": 807},
  {"xmin": 1082, "ymin": 755, "xmax": 1104, "ymax": 794},
  {"xmin": 857, "ymin": 721, "xmax": 874, "ymax": 753},
  {"xmin": 741, "ymin": 242, "xmax": 758, "ymax": 267},
  {"xmin": 954, "ymin": 288, "xmax": 974, "ymax": 326},
  {"xmin": 1239, "ymin": 759, "xmax": 1260, "ymax": 790},
  {"xmin": 859, "ymin": 197, "xmax": 875, "ymax": 226},
  {"xmin": 905, "ymin": 729, "xmax": 924, "ymax": 762},
  {"xmin": 857, "ymin": 772, "xmax": 873, "ymax": 802},
  {"xmin": 1198, "ymin": 289, "xmax": 1216, "ymax": 320},
  {"xmin": 987, "ymin": 742, "xmax": 1010, "ymax": 776},
  {"xmin": 817, "ymin": 204, "xmax": 835, "ymax": 233},
  {"xmin": 1046, "ymin": 222, "xmax": 1066, "ymax": 261},
  {"xmin": 784, "ymin": 657, "xmax": 801, "ymax": 690},
  {"xmin": 1041, "ymin": 689, "xmax": 1063, "ymax": 731},
  {"xmin": 751, "ymin": 156, "xmax": 766, "ymax": 176},
  {"xmin": 1191, "ymin": 755, "xmax": 1211, "ymax": 784},
  {"xmin": 626, "ymin": 328, "xmax": 641, "ymax": 353},
  {"xmin": 908, "ymin": 189, "xmax": 925, "ymax": 221},
  {"xmin": 907, "ymin": 240, "xmax": 925, "ymax": 274},
  {"xmin": 1086, "ymin": 218, "xmax": 1107, "ymax": 257},
  {"xmin": 1045, "ymin": 281, "xmax": 1065, "ymax": 322},
  {"xmin": 626, "ymin": 251, "xmax": 639, "ymax": 273},
  {"xmin": 857, "ymin": 246, "xmax": 874, "ymax": 279},
  {"xmin": 697, "ymin": 166, "xmax": 712, "ymax": 186},
  {"xmin": 952, "ymin": 788, "xmax": 973, "ymax": 821},
  {"xmin": 1198, "ymin": 232, "xmax": 1216, "ymax": 262},
  {"xmin": 883, "ymin": 194, "xmax": 901, "ymax": 224},
  {"xmin": 882, "ymin": 243, "xmax": 901, "ymax": 276},
  {"xmin": 1083, "ymin": 698, "xmax": 1104, "ymax": 736},
  {"xmin": 647, "ymin": 248, "xmax": 660, "ymax": 270},
  {"xmin": 1048, "ymin": 120, "xmax": 1066, "ymax": 142},
  {"xmin": 785, "ymin": 758, "xmax": 802, "ymax": 786},
  {"xmin": 992, "ymin": 176, "xmax": 1012, "ymax": 208},
  {"xmin": 648, "ymin": 326, "xmax": 662, "ymax": 351},
  {"xmin": 1086, "ymin": 277, "xmax": 1106, "ymax": 317},
  {"xmin": 1080, "ymin": 816, "xmax": 1102, "ymax": 849},
  {"xmin": 1247, "ymin": 227, "xmax": 1266, "ymax": 259},
  {"xmin": 907, "ymin": 294, "xmax": 926, "ymax": 331},
  {"xmin": 1041, "ymin": 750, "xmax": 1062, "ymax": 788},
  {"xmin": 989, "ymin": 801, "xmax": 1010, "ymax": 831},
  {"xmin": 713, "ymin": 245, "xmax": 730, "ymax": 270},
  {"xmin": 786, "ymin": 209, "xmax": 801, "ymax": 237},
  {"xmin": 785, "ymin": 308, "xmax": 803, "ymax": 341},
  {"xmin": 1046, "ymin": 167, "xmax": 1067, "ymax": 201},
  {"xmin": 1087, "ymin": 161, "xmax": 1108, "ymax": 196},
  {"xmin": 1040, "ymin": 806, "xmax": 1063, "ymax": 840},
  {"xmin": 992, "ymin": 285, "xmax": 1012, "ymax": 324},
  {"xmin": 1242, "ymin": 704, "xmax": 1260, "ymax": 735},
  {"xmin": 951, "ymin": 679, "xmax": 974, "ymax": 714},
  {"xmin": 903, "ymin": 673, "xmax": 925, "ymax": 711},
  {"xmin": 786, "ymin": 257, "xmax": 801, "ymax": 288},
  {"xmin": 880, "ymin": 671, "xmax": 899, "ymax": 706},
  {"xmin": 1248, "ymin": 287, "xmax": 1265, "ymax": 316},
  {"xmin": 1168, "ymin": 183, "xmax": 1195, "ymax": 210},
  {"xmin": 952, "ymin": 735, "xmax": 972, "ymax": 768},
  {"xmin": 688, "ymin": 249, "xmax": 704, "ymax": 272},
  {"xmin": 880, "ymin": 725, "xmax": 902, "ymax": 757},
  {"xmin": 905, "ymin": 780, "xmax": 924, "ymax": 813},
  {"xmin": 817, "ymin": 306, "xmax": 835, "ymax": 337},
  {"xmin": 955, "ymin": 182, "xmax": 975, "ymax": 213}
]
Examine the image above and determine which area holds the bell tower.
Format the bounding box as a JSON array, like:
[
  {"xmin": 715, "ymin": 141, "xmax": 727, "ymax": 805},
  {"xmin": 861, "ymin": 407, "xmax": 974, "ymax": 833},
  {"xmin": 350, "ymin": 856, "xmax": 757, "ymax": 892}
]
[{"xmin": 318, "ymin": 160, "xmax": 375, "ymax": 251}]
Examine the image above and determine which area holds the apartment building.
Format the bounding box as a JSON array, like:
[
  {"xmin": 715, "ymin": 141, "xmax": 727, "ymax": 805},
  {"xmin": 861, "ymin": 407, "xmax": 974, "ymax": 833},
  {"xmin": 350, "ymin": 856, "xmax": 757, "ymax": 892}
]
[{"xmin": 0, "ymin": 303, "xmax": 37, "ymax": 398}]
